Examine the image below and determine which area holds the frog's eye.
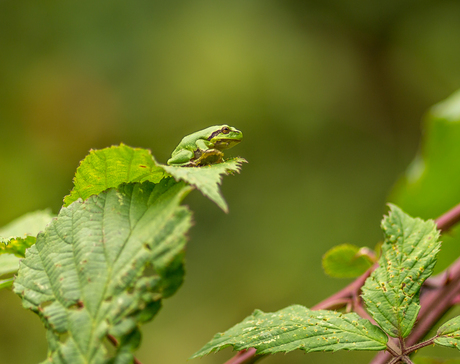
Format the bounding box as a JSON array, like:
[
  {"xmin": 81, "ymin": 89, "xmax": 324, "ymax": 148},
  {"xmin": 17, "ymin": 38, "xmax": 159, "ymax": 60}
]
[{"xmin": 222, "ymin": 126, "xmax": 230, "ymax": 134}]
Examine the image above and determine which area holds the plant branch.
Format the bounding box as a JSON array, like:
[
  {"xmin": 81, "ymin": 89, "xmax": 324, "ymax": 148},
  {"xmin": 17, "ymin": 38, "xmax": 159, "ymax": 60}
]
[
  {"xmin": 433, "ymin": 202, "xmax": 460, "ymax": 232},
  {"xmin": 404, "ymin": 337, "xmax": 436, "ymax": 355},
  {"xmin": 386, "ymin": 341, "xmax": 400, "ymax": 357},
  {"xmin": 401, "ymin": 355, "xmax": 415, "ymax": 364},
  {"xmin": 223, "ymin": 202, "xmax": 460, "ymax": 364},
  {"xmin": 388, "ymin": 356, "xmax": 402, "ymax": 364}
]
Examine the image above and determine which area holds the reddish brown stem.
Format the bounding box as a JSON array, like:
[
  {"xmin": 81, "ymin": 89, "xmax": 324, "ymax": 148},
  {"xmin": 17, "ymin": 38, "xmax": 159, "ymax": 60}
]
[
  {"xmin": 433, "ymin": 202, "xmax": 460, "ymax": 232},
  {"xmin": 224, "ymin": 349, "xmax": 260, "ymax": 364}
]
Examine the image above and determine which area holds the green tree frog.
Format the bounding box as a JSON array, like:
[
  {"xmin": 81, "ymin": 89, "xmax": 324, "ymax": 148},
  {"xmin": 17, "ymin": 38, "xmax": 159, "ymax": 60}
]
[{"xmin": 167, "ymin": 125, "xmax": 243, "ymax": 167}]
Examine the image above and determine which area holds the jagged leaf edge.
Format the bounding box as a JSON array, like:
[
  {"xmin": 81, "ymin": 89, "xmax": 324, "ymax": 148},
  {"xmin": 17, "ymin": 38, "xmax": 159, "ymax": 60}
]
[
  {"xmin": 63, "ymin": 143, "xmax": 165, "ymax": 206},
  {"xmin": 162, "ymin": 157, "xmax": 247, "ymax": 212}
]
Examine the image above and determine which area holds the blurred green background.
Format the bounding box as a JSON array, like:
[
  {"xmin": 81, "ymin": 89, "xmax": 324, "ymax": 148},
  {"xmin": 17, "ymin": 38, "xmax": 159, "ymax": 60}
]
[{"xmin": 2, "ymin": 1, "xmax": 460, "ymax": 363}]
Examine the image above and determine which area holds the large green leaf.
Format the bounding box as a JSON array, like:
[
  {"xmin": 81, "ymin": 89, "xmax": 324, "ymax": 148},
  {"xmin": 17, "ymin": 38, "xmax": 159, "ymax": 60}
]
[
  {"xmin": 191, "ymin": 305, "xmax": 388, "ymax": 359},
  {"xmin": 163, "ymin": 157, "xmax": 247, "ymax": 213},
  {"xmin": 362, "ymin": 204, "xmax": 441, "ymax": 338},
  {"xmin": 434, "ymin": 315, "xmax": 460, "ymax": 350},
  {"xmin": 14, "ymin": 179, "xmax": 192, "ymax": 364},
  {"xmin": 391, "ymin": 90, "xmax": 460, "ymax": 219},
  {"xmin": 64, "ymin": 144, "xmax": 165, "ymax": 206}
]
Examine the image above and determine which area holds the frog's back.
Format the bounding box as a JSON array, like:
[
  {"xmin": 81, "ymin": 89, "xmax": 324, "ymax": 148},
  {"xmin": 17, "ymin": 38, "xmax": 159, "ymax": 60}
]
[{"xmin": 171, "ymin": 126, "xmax": 216, "ymax": 156}]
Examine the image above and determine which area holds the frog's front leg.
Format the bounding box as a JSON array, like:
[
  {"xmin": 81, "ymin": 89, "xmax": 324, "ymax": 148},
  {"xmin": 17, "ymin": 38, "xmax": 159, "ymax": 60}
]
[
  {"xmin": 167, "ymin": 149, "xmax": 195, "ymax": 165},
  {"xmin": 195, "ymin": 138, "xmax": 214, "ymax": 151}
]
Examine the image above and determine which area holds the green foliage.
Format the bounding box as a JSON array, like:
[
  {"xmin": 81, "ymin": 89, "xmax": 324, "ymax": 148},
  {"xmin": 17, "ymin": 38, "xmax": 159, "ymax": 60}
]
[
  {"xmin": 190, "ymin": 305, "xmax": 387, "ymax": 358},
  {"xmin": 322, "ymin": 244, "xmax": 374, "ymax": 278},
  {"xmin": 63, "ymin": 143, "xmax": 245, "ymax": 213},
  {"xmin": 390, "ymin": 91, "xmax": 460, "ymax": 276},
  {"xmin": 0, "ymin": 236, "xmax": 36, "ymax": 257},
  {"xmin": 362, "ymin": 204, "xmax": 441, "ymax": 338},
  {"xmin": 193, "ymin": 205, "xmax": 445, "ymax": 360},
  {"xmin": 14, "ymin": 180, "xmax": 193, "ymax": 363},
  {"xmin": 10, "ymin": 140, "xmax": 245, "ymax": 363},
  {"xmin": 64, "ymin": 144, "xmax": 165, "ymax": 207}
]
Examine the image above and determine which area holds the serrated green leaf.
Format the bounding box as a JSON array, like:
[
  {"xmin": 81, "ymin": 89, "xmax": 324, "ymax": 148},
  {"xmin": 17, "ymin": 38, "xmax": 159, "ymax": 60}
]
[
  {"xmin": 0, "ymin": 236, "xmax": 36, "ymax": 257},
  {"xmin": 14, "ymin": 179, "xmax": 192, "ymax": 363},
  {"xmin": 362, "ymin": 204, "xmax": 441, "ymax": 338},
  {"xmin": 322, "ymin": 244, "xmax": 374, "ymax": 278},
  {"xmin": 434, "ymin": 315, "xmax": 460, "ymax": 350},
  {"xmin": 163, "ymin": 157, "xmax": 247, "ymax": 213},
  {"xmin": 191, "ymin": 305, "xmax": 388, "ymax": 359},
  {"xmin": 64, "ymin": 144, "xmax": 165, "ymax": 206}
]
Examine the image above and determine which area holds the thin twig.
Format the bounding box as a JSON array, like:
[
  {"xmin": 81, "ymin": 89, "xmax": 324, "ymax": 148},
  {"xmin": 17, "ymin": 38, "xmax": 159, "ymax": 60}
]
[
  {"xmin": 224, "ymin": 349, "xmax": 260, "ymax": 364},
  {"xmin": 433, "ymin": 202, "xmax": 460, "ymax": 232},
  {"xmin": 401, "ymin": 355, "xmax": 415, "ymax": 364},
  {"xmin": 385, "ymin": 342, "xmax": 400, "ymax": 357},
  {"xmin": 388, "ymin": 356, "xmax": 402, "ymax": 364},
  {"xmin": 404, "ymin": 337, "xmax": 436, "ymax": 355}
]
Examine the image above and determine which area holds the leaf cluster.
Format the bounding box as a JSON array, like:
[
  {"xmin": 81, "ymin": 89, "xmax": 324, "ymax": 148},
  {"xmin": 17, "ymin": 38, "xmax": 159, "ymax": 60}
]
[
  {"xmin": 0, "ymin": 144, "xmax": 245, "ymax": 364},
  {"xmin": 192, "ymin": 205, "xmax": 460, "ymax": 363}
]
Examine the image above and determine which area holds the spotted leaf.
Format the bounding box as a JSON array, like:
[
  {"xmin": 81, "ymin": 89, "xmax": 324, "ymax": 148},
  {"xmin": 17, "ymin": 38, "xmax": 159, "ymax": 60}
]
[
  {"xmin": 14, "ymin": 180, "xmax": 192, "ymax": 364},
  {"xmin": 191, "ymin": 305, "xmax": 388, "ymax": 359}
]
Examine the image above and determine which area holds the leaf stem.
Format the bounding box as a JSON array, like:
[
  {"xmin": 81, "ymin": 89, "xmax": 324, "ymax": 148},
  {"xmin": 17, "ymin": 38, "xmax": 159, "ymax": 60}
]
[
  {"xmin": 433, "ymin": 202, "xmax": 460, "ymax": 232},
  {"xmin": 404, "ymin": 337, "xmax": 436, "ymax": 355},
  {"xmin": 401, "ymin": 355, "xmax": 415, "ymax": 364},
  {"xmin": 223, "ymin": 349, "xmax": 260, "ymax": 364},
  {"xmin": 385, "ymin": 341, "xmax": 400, "ymax": 357},
  {"xmin": 387, "ymin": 356, "xmax": 402, "ymax": 364}
]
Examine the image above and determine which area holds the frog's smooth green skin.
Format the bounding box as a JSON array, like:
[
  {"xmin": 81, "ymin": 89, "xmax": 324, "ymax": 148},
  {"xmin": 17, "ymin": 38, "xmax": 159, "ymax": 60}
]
[{"xmin": 167, "ymin": 125, "xmax": 243, "ymax": 167}]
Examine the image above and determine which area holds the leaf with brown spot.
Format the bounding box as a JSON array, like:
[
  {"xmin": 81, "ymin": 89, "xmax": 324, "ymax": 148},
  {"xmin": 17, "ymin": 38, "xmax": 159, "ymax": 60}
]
[{"xmin": 362, "ymin": 204, "xmax": 441, "ymax": 338}]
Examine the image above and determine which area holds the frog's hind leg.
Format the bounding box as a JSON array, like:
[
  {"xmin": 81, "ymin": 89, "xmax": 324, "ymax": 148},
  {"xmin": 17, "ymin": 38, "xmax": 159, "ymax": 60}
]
[
  {"xmin": 196, "ymin": 149, "xmax": 224, "ymax": 166},
  {"xmin": 167, "ymin": 149, "xmax": 195, "ymax": 165}
]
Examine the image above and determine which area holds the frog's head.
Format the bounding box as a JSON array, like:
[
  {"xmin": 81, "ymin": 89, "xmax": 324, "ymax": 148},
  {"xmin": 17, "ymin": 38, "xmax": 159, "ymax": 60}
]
[{"xmin": 208, "ymin": 125, "xmax": 243, "ymax": 150}]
